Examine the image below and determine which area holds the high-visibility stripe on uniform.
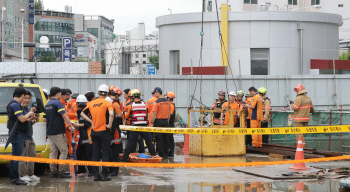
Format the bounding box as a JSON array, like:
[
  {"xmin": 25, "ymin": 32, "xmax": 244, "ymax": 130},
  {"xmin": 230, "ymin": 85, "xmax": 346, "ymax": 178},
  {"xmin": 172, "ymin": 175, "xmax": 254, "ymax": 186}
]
[
  {"xmin": 264, "ymin": 106, "xmax": 271, "ymax": 109},
  {"xmin": 58, "ymin": 109, "xmax": 65, "ymax": 113},
  {"xmin": 293, "ymin": 117, "xmax": 310, "ymax": 120},
  {"xmin": 299, "ymin": 105, "xmax": 312, "ymax": 109},
  {"xmin": 14, "ymin": 110, "xmax": 23, "ymax": 115},
  {"xmin": 293, "ymin": 104, "xmax": 299, "ymax": 109}
]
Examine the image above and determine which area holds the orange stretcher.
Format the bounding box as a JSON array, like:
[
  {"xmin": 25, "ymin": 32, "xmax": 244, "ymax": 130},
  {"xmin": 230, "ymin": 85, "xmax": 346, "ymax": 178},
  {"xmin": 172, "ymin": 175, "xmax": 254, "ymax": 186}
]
[{"xmin": 119, "ymin": 153, "xmax": 163, "ymax": 163}]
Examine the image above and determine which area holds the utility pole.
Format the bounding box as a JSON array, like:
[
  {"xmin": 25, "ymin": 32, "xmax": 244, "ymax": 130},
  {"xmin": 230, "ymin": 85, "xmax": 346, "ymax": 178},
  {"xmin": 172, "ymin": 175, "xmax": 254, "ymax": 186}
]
[
  {"xmin": 1, "ymin": 6, "xmax": 5, "ymax": 62},
  {"xmin": 21, "ymin": 9, "xmax": 25, "ymax": 62}
]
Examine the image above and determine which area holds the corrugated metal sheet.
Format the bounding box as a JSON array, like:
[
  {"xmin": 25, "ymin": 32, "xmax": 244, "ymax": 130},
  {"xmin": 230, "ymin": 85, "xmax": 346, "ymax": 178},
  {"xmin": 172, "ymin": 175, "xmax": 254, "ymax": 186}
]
[{"xmin": 32, "ymin": 74, "xmax": 350, "ymax": 126}]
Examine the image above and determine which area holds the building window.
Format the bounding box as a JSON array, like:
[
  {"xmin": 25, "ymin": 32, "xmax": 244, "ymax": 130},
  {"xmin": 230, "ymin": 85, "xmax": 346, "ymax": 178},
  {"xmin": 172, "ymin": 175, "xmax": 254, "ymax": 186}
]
[
  {"xmin": 143, "ymin": 54, "xmax": 146, "ymax": 58},
  {"xmin": 339, "ymin": 4, "xmax": 344, "ymax": 7},
  {"xmin": 244, "ymin": 0, "xmax": 257, "ymax": 4},
  {"xmin": 87, "ymin": 28, "xmax": 98, "ymax": 37},
  {"xmin": 143, "ymin": 61, "xmax": 146, "ymax": 64},
  {"xmin": 311, "ymin": 0, "xmax": 320, "ymax": 5},
  {"xmin": 170, "ymin": 50, "xmax": 180, "ymax": 75},
  {"xmin": 288, "ymin": 0, "xmax": 297, "ymax": 5},
  {"xmin": 135, "ymin": 54, "xmax": 139, "ymax": 58},
  {"xmin": 207, "ymin": 0, "xmax": 212, "ymax": 12},
  {"xmin": 136, "ymin": 61, "xmax": 139, "ymax": 63},
  {"xmin": 251, "ymin": 49, "xmax": 269, "ymax": 75}
]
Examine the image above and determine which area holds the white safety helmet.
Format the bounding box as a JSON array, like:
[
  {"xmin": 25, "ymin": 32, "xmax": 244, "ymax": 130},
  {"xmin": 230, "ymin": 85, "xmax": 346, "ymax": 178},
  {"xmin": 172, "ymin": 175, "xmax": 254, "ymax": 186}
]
[
  {"xmin": 76, "ymin": 95, "xmax": 88, "ymax": 103},
  {"xmin": 105, "ymin": 97, "xmax": 113, "ymax": 103},
  {"xmin": 228, "ymin": 91, "xmax": 236, "ymax": 96},
  {"xmin": 98, "ymin": 84, "xmax": 109, "ymax": 93},
  {"xmin": 42, "ymin": 89, "xmax": 49, "ymax": 96}
]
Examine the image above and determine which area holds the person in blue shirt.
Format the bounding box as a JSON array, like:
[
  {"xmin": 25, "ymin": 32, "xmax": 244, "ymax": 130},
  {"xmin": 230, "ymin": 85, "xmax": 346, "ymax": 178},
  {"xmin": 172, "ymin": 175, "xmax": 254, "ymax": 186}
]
[
  {"xmin": 7, "ymin": 87, "xmax": 36, "ymax": 185},
  {"xmin": 44, "ymin": 87, "xmax": 75, "ymax": 179}
]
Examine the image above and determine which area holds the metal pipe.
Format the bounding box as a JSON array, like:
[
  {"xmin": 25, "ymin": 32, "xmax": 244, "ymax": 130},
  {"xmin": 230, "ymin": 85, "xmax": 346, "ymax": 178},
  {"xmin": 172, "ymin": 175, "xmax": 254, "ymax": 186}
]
[
  {"xmin": 21, "ymin": 17, "xmax": 23, "ymax": 62},
  {"xmin": 239, "ymin": 59, "xmax": 242, "ymax": 90},
  {"xmin": 333, "ymin": 60, "xmax": 338, "ymax": 109},
  {"xmin": 329, "ymin": 109, "xmax": 332, "ymax": 151},
  {"xmin": 300, "ymin": 29, "xmax": 303, "ymax": 75}
]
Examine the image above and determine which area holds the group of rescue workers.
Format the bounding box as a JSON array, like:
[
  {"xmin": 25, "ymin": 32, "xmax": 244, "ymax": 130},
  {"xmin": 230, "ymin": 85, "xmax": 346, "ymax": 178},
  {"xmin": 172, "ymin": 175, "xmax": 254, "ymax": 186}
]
[
  {"xmin": 211, "ymin": 84, "xmax": 314, "ymax": 148},
  {"xmin": 6, "ymin": 82, "xmax": 314, "ymax": 185}
]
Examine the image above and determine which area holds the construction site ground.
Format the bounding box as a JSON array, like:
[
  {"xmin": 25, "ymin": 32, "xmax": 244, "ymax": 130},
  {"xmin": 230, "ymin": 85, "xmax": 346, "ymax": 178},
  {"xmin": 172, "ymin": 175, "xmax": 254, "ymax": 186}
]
[{"xmin": 0, "ymin": 145, "xmax": 349, "ymax": 191}]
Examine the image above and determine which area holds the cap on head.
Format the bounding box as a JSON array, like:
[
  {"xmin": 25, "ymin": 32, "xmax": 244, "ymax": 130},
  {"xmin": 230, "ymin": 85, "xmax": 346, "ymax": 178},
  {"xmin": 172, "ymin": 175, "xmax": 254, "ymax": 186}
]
[
  {"xmin": 61, "ymin": 89, "xmax": 69, "ymax": 96},
  {"xmin": 98, "ymin": 84, "xmax": 109, "ymax": 93},
  {"xmin": 76, "ymin": 95, "xmax": 87, "ymax": 103},
  {"xmin": 154, "ymin": 87, "xmax": 162, "ymax": 93},
  {"xmin": 151, "ymin": 89, "xmax": 155, "ymax": 94},
  {"xmin": 72, "ymin": 92, "xmax": 79, "ymax": 98},
  {"xmin": 228, "ymin": 91, "xmax": 236, "ymax": 96}
]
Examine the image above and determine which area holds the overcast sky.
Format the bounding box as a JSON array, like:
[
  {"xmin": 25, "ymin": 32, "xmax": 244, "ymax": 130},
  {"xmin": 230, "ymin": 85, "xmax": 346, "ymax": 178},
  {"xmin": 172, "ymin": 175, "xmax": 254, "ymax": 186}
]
[{"xmin": 43, "ymin": 0, "xmax": 201, "ymax": 35}]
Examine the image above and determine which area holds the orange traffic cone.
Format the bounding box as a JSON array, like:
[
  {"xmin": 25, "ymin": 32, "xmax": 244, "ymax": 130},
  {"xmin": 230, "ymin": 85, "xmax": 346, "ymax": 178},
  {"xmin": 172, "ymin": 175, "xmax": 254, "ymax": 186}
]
[
  {"xmin": 181, "ymin": 126, "xmax": 189, "ymax": 151},
  {"xmin": 289, "ymin": 137, "xmax": 310, "ymax": 170},
  {"xmin": 295, "ymin": 182, "xmax": 304, "ymax": 192}
]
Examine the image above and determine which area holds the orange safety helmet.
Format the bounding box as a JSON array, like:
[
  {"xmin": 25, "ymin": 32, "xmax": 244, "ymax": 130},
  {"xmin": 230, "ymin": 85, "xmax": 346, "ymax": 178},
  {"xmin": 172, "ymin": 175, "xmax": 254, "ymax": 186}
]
[
  {"xmin": 108, "ymin": 85, "xmax": 115, "ymax": 92},
  {"xmin": 294, "ymin": 84, "xmax": 305, "ymax": 93},
  {"xmin": 166, "ymin": 91, "xmax": 176, "ymax": 98},
  {"xmin": 112, "ymin": 87, "xmax": 122, "ymax": 96},
  {"xmin": 128, "ymin": 89, "xmax": 134, "ymax": 97}
]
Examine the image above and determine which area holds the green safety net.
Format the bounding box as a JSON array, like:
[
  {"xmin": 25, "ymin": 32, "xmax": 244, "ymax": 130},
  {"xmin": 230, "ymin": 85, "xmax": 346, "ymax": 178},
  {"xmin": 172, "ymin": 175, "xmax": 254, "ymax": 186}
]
[{"xmin": 270, "ymin": 110, "xmax": 350, "ymax": 141}]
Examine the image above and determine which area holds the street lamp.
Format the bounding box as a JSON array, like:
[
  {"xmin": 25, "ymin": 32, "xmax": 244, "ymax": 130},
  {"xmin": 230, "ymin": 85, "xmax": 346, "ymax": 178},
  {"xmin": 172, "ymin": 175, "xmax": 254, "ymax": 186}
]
[
  {"xmin": 168, "ymin": 8, "xmax": 172, "ymax": 14},
  {"xmin": 20, "ymin": 8, "xmax": 25, "ymax": 62}
]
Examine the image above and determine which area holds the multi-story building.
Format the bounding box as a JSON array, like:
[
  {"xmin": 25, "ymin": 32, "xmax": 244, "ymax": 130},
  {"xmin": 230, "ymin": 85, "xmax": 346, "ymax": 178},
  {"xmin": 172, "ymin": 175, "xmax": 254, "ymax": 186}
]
[
  {"xmin": 204, "ymin": 0, "xmax": 350, "ymax": 40},
  {"xmin": 32, "ymin": 10, "xmax": 75, "ymax": 60},
  {"xmin": 0, "ymin": 0, "xmax": 29, "ymax": 62},
  {"xmin": 74, "ymin": 31, "xmax": 98, "ymax": 61},
  {"xmin": 74, "ymin": 14, "xmax": 114, "ymax": 61}
]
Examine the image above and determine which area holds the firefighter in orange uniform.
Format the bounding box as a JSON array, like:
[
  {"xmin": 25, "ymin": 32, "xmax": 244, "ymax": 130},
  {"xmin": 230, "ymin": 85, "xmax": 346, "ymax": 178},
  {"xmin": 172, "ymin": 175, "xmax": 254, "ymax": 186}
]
[
  {"xmin": 220, "ymin": 91, "xmax": 239, "ymax": 126},
  {"xmin": 147, "ymin": 89, "xmax": 157, "ymax": 127},
  {"xmin": 291, "ymin": 84, "xmax": 314, "ymax": 147},
  {"xmin": 247, "ymin": 87, "xmax": 263, "ymax": 148},
  {"xmin": 210, "ymin": 90, "xmax": 227, "ymax": 125},
  {"xmin": 259, "ymin": 87, "xmax": 271, "ymax": 144},
  {"xmin": 60, "ymin": 89, "xmax": 77, "ymax": 156}
]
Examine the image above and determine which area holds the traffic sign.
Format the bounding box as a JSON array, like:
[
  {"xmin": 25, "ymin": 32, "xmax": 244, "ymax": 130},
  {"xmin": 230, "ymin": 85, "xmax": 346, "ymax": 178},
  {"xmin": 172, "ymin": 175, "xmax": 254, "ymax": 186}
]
[
  {"xmin": 147, "ymin": 65, "xmax": 157, "ymax": 75},
  {"xmin": 62, "ymin": 37, "xmax": 72, "ymax": 62}
]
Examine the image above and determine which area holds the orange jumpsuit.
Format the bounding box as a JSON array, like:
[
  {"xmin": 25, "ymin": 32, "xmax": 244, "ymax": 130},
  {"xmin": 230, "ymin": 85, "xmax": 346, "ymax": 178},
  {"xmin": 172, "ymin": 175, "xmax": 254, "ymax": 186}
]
[
  {"xmin": 249, "ymin": 94, "xmax": 263, "ymax": 148},
  {"xmin": 221, "ymin": 101, "xmax": 239, "ymax": 126},
  {"xmin": 60, "ymin": 99, "xmax": 77, "ymax": 155},
  {"xmin": 146, "ymin": 96, "xmax": 157, "ymax": 126}
]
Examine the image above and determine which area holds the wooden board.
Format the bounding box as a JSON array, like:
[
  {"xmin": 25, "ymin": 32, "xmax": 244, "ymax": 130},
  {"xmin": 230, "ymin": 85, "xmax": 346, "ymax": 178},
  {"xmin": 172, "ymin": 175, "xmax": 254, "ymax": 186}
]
[{"xmin": 232, "ymin": 166, "xmax": 317, "ymax": 180}]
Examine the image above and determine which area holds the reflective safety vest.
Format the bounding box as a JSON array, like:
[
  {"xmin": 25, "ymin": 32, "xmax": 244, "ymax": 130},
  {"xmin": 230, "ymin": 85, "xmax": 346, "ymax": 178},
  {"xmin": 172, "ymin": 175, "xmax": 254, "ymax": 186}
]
[
  {"xmin": 130, "ymin": 101, "xmax": 148, "ymax": 125},
  {"xmin": 214, "ymin": 99, "xmax": 227, "ymax": 118}
]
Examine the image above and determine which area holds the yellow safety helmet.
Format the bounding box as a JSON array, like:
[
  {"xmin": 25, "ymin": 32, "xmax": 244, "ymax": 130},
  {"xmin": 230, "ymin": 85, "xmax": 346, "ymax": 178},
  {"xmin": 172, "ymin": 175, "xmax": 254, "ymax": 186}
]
[
  {"xmin": 258, "ymin": 87, "xmax": 267, "ymax": 94},
  {"xmin": 130, "ymin": 89, "xmax": 141, "ymax": 97}
]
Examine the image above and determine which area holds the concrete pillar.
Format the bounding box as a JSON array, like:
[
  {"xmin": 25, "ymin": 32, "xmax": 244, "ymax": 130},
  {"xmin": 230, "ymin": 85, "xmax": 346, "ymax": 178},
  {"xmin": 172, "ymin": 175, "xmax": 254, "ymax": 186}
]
[{"xmin": 221, "ymin": 4, "xmax": 231, "ymax": 70}]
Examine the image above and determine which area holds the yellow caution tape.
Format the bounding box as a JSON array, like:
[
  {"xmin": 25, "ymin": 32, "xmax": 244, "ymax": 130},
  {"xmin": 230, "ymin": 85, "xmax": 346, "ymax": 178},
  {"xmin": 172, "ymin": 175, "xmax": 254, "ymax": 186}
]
[
  {"xmin": 0, "ymin": 154, "xmax": 350, "ymax": 168},
  {"xmin": 120, "ymin": 125, "xmax": 350, "ymax": 135}
]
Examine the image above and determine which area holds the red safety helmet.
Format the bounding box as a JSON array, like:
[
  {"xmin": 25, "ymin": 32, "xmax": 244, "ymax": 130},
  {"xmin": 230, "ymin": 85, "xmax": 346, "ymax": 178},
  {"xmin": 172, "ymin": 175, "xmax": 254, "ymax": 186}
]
[
  {"xmin": 112, "ymin": 87, "xmax": 122, "ymax": 96},
  {"xmin": 166, "ymin": 91, "xmax": 176, "ymax": 98},
  {"xmin": 294, "ymin": 84, "xmax": 305, "ymax": 93},
  {"xmin": 108, "ymin": 85, "xmax": 115, "ymax": 93}
]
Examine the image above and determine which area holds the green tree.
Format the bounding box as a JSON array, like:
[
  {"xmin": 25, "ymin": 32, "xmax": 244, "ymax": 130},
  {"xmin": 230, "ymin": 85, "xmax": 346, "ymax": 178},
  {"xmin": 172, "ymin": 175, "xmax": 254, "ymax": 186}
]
[
  {"xmin": 73, "ymin": 58, "xmax": 87, "ymax": 62},
  {"xmin": 149, "ymin": 52, "xmax": 159, "ymax": 70},
  {"xmin": 39, "ymin": 53, "xmax": 55, "ymax": 62},
  {"xmin": 339, "ymin": 50, "xmax": 350, "ymax": 60},
  {"xmin": 113, "ymin": 34, "xmax": 116, "ymax": 40},
  {"xmin": 34, "ymin": 0, "xmax": 44, "ymax": 10}
]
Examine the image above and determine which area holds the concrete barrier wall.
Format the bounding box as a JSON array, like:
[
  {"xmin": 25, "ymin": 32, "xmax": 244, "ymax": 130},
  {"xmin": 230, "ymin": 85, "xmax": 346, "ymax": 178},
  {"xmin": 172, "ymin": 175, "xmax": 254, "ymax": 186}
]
[
  {"xmin": 0, "ymin": 62, "xmax": 88, "ymax": 73},
  {"xmin": 29, "ymin": 74, "xmax": 350, "ymax": 126}
]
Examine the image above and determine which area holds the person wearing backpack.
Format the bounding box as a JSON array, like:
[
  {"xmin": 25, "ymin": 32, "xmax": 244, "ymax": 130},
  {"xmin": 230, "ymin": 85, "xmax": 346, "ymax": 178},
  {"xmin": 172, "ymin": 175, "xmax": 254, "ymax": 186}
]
[
  {"xmin": 120, "ymin": 89, "xmax": 156, "ymax": 162},
  {"xmin": 7, "ymin": 87, "xmax": 36, "ymax": 185}
]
